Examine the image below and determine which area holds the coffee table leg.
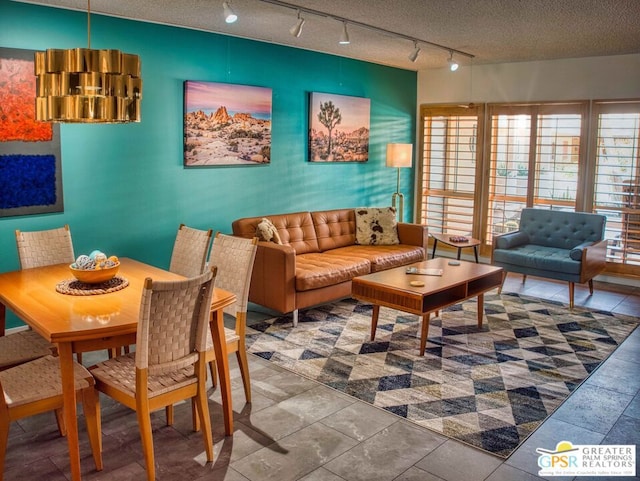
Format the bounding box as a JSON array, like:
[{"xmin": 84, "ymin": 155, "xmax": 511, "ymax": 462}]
[
  {"xmin": 477, "ymin": 293, "xmax": 484, "ymax": 328},
  {"xmin": 419, "ymin": 312, "xmax": 431, "ymax": 356},
  {"xmin": 474, "ymin": 246, "xmax": 479, "ymax": 263},
  {"xmin": 370, "ymin": 304, "xmax": 380, "ymax": 341},
  {"xmin": 431, "ymin": 239, "xmax": 438, "ymax": 259}
]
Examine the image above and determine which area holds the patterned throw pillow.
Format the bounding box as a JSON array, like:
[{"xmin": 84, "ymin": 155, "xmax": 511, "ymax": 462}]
[
  {"xmin": 355, "ymin": 207, "xmax": 400, "ymax": 245},
  {"xmin": 255, "ymin": 218, "xmax": 282, "ymax": 244}
]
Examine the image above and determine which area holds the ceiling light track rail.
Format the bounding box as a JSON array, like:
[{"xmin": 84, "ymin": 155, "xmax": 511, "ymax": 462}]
[{"xmin": 257, "ymin": 0, "xmax": 475, "ymax": 60}]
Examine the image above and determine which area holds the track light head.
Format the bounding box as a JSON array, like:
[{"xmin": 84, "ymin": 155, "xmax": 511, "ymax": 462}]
[
  {"xmin": 339, "ymin": 22, "xmax": 350, "ymax": 45},
  {"xmin": 223, "ymin": 1, "xmax": 237, "ymax": 23},
  {"xmin": 448, "ymin": 52, "xmax": 459, "ymax": 71},
  {"xmin": 408, "ymin": 42, "xmax": 420, "ymax": 62},
  {"xmin": 290, "ymin": 10, "xmax": 305, "ymax": 37}
]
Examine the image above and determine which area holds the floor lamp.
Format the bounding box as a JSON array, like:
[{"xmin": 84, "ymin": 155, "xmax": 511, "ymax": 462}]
[{"xmin": 386, "ymin": 143, "xmax": 413, "ymax": 222}]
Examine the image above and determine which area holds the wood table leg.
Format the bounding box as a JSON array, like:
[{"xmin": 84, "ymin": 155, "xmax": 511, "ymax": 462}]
[
  {"xmin": 59, "ymin": 342, "xmax": 82, "ymax": 481},
  {"xmin": 420, "ymin": 312, "xmax": 431, "ymax": 356},
  {"xmin": 477, "ymin": 293, "xmax": 484, "ymax": 328},
  {"xmin": 210, "ymin": 308, "xmax": 233, "ymax": 436},
  {"xmin": 370, "ymin": 304, "xmax": 380, "ymax": 341},
  {"xmin": 0, "ymin": 303, "xmax": 5, "ymax": 336}
]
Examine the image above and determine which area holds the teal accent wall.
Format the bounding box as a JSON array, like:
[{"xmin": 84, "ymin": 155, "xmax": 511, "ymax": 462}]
[{"xmin": 0, "ymin": 0, "xmax": 416, "ymax": 328}]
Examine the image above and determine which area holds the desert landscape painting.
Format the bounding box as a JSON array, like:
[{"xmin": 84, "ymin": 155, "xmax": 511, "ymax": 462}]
[
  {"xmin": 309, "ymin": 92, "xmax": 370, "ymax": 162},
  {"xmin": 184, "ymin": 81, "xmax": 272, "ymax": 166}
]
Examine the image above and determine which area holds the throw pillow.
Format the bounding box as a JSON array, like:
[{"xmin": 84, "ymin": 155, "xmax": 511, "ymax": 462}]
[
  {"xmin": 255, "ymin": 218, "xmax": 282, "ymax": 244},
  {"xmin": 355, "ymin": 207, "xmax": 400, "ymax": 245}
]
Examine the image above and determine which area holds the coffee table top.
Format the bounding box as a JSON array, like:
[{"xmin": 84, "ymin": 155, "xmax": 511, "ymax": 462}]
[{"xmin": 352, "ymin": 258, "xmax": 502, "ymax": 297}]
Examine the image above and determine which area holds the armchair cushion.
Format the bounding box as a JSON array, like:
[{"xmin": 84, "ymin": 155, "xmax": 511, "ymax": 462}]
[{"xmin": 493, "ymin": 245, "xmax": 581, "ymax": 275}]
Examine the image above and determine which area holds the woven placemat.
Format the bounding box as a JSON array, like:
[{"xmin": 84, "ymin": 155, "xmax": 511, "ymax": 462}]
[{"xmin": 55, "ymin": 276, "xmax": 129, "ymax": 296}]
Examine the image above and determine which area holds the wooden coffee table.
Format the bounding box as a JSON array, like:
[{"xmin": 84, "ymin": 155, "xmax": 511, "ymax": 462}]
[{"xmin": 351, "ymin": 258, "xmax": 503, "ymax": 356}]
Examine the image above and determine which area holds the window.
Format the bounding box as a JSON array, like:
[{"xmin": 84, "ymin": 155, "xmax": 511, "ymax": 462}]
[
  {"xmin": 418, "ymin": 105, "xmax": 483, "ymax": 239},
  {"xmin": 485, "ymin": 103, "xmax": 587, "ymax": 243},
  {"xmin": 591, "ymin": 100, "xmax": 640, "ymax": 274},
  {"xmin": 419, "ymin": 99, "xmax": 640, "ymax": 276}
]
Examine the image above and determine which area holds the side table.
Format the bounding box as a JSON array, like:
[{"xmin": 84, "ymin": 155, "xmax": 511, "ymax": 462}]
[{"xmin": 431, "ymin": 232, "xmax": 481, "ymax": 263}]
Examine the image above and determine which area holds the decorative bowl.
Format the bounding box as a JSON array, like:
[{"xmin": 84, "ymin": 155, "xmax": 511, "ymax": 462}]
[{"xmin": 69, "ymin": 263, "xmax": 120, "ymax": 284}]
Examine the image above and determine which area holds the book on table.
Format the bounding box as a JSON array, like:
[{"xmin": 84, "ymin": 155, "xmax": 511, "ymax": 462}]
[{"xmin": 406, "ymin": 267, "xmax": 443, "ymax": 276}]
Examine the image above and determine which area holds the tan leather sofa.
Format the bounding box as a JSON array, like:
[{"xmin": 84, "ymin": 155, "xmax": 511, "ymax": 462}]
[{"xmin": 232, "ymin": 208, "xmax": 428, "ymax": 326}]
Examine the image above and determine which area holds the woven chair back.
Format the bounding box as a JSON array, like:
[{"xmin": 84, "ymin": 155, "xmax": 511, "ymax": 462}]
[
  {"xmin": 169, "ymin": 224, "xmax": 212, "ymax": 278},
  {"xmin": 135, "ymin": 267, "xmax": 217, "ymax": 373},
  {"xmin": 208, "ymin": 233, "xmax": 258, "ymax": 316},
  {"xmin": 15, "ymin": 225, "xmax": 75, "ymax": 269}
]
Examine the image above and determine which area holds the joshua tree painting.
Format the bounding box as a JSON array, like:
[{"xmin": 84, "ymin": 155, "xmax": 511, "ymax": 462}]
[{"xmin": 309, "ymin": 92, "xmax": 370, "ymax": 162}]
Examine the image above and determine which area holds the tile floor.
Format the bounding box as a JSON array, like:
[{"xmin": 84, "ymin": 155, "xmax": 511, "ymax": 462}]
[{"xmin": 3, "ymin": 273, "xmax": 639, "ymax": 481}]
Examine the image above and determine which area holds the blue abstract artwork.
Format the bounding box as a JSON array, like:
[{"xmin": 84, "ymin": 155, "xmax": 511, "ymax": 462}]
[{"xmin": 0, "ymin": 154, "xmax": 57, "ymax": 209}]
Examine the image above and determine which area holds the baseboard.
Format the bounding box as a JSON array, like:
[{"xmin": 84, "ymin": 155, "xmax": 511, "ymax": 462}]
[{"xmin": 5, "ymin": 325, "xmax": 30, "ymax": 335}]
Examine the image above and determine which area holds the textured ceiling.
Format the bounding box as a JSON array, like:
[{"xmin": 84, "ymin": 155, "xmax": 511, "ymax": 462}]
[{"xmin": 14, "ymin": 0, "xmax": 640, "ymax": 70}]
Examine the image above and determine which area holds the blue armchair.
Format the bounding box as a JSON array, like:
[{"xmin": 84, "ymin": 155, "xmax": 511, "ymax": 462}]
[{"xmin": 491, "ymin": 208, "xmax": 607, "ymax": 308}]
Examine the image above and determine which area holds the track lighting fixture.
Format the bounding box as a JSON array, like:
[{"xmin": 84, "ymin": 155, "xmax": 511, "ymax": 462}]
[
  {"xmin": 339, "ymin": 22, "xmax": 350, "ymax": 45},
  {"xmin": 408, "ymin": 41, "xmax": 420, "ymax": 62},
  {"xmin": 256, "ymin": 0, "xmax": 475, "ymax": 66},
  {"xmin": 223, "ymin": 1, "xmax": 237, "ymax": 23},
  {"xmin": 448, "ymin": 52, "xmax": 459, "ymax": 71},
  {"xmin": 290, "ymin": 10, "xmax": 305, "ymax": 37}
]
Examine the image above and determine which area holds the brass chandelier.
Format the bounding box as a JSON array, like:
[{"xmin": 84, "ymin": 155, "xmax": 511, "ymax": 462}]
[{"xmin": 34, "ymin": 0, "xmax": 142, "ymax": 123}]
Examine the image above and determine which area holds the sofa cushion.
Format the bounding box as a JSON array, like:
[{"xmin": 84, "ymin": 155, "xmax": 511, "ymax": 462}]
[
  {"xmin": 355, "ymin": 207, "xmax": 399, "ymax": 245},
  {"xmin": 295, "ymin": 253, "xmax": 370, "ymax": 291},
  {"xmin": 312, "ymin": 209, "xmax": 356, "ymax": 252},
  {"xmin": 493, "ymin": 245, "xmax": 581, "ymax": 275},
  {"xmin": 324, "ymin": 245, "xmax": 425, "ymax": 272}
]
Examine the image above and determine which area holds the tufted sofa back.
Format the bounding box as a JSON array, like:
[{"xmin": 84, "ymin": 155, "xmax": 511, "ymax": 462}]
[
  {"xmin": 232, "ymin": 211, "xmax": 320, "ymax": 254},
  {"xmin": 519, "ymin": 208, "xmax": 606, "ymax": 249},
  {"xmin": 312, "ymin": 209, "xmax": 356, "ymax": 251}
]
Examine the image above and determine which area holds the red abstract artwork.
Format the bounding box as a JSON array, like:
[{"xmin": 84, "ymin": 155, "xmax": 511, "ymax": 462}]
[{"xmin": 0, "ymin": 55, "xmax": 52, "ymax": 142}]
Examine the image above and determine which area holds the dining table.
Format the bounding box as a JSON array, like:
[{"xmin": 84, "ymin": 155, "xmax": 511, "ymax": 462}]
[{"xmin": 0, "ymin": 258, "xmax": 236, "ymax": 481}]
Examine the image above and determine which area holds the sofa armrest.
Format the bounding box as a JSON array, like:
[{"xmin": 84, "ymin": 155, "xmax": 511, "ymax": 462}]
[
  {"xmin": 397, "ymin": 222, "xmax": 428, "ymax": 250},
  {"xmin": 579, "ymin": 238, "xmax": 608, "ymax": 283},
  {"xmin": 570, "ymin": 241, "xmax": 596, "ymax": 261},
  {"xmin": 494, "ymin": 231, "xmax": 529, "ymax": 250},
  {"xmin": 249, "ymin": 241, "xmax": 297, "ymax": 314}
]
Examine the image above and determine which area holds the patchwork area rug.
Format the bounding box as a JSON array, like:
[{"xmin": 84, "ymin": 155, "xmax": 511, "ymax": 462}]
[{"xmin": 246, "ymin": 293, "xmax": 639, "ymax": 458}]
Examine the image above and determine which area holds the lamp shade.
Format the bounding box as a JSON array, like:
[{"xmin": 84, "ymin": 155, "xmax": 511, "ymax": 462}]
[{"xmin": 386, "ymin": 143, "xmax": 413, "ymax": 168}]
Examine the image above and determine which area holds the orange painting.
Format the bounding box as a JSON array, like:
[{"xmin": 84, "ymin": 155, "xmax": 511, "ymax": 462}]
[{"xmin": 0, "ymin": 52, "xmax": 52, "ymax": 142}]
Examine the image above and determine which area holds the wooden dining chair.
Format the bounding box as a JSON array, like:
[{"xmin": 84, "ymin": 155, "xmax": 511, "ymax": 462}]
[
  {"xmin": 109, "ymin": 224, "xmax": 213, "ymax": 360},
  {"xmin": 205, "ymin": 233, "xmax": 258, "ymax": 403},
  {"xmin": 169, "ymin": 224, "xmax": 213, "ymax": 278},
  {"xmin": 0, "ymin": 355, "xmax": 103, "ymax": 480},
  {"xmin": 6, "ymin": 226, "xmax": 75, "ymax": 366},
  {"xmin": 15, "ymin": 224, "xmax": 75, "ymax": 270},
  {"xmin": 89, "ymin": 268, "xmax": 217, "ymax": 481}
]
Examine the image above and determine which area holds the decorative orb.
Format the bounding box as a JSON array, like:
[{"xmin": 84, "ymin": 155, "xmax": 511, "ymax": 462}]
[
  {"xmin": 94, "ymin": 252, "xmax": 107, "ymax": 263},
  {"xmin": 74, "ymin": 255, "xmax": 92, "ymax": 269}
]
